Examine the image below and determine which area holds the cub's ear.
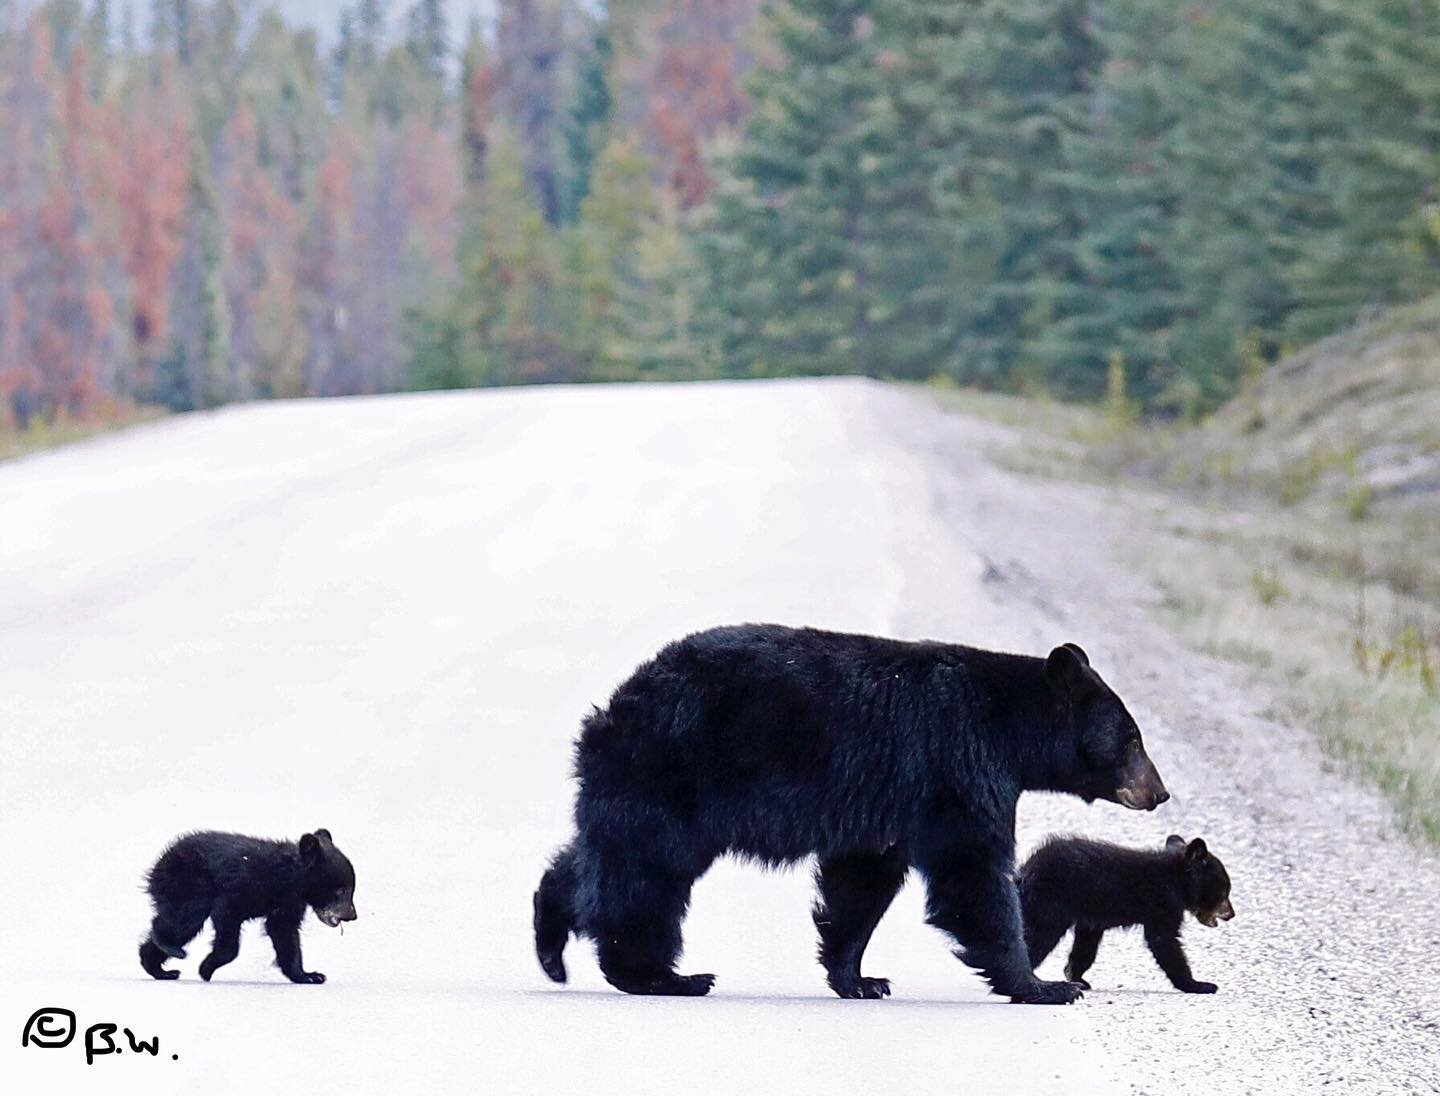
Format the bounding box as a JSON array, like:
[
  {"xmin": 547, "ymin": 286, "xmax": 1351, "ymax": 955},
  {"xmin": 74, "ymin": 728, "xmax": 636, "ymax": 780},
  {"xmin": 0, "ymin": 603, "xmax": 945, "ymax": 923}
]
[
  {"xmin": 313, "ymin": 828, "xmax": 333, "ymax": 844},
  {"xmin": 1184, "ymin": 838, "xmax": 1208, "ymax": 862},
  {"xmin": 1045, "ymin": 645, "xmax": 1098, "ymax": 698},
  {"xmin": 299, "ymin": 833, "xmax": 320, "ymax": 862},
  {"xmin": 1166, "ymin": 835, "xmax": 1187, "ymax": 851},
  {"xmin": 1062, "ymin": 643, "xmax": 1090, "ymax": 666}
]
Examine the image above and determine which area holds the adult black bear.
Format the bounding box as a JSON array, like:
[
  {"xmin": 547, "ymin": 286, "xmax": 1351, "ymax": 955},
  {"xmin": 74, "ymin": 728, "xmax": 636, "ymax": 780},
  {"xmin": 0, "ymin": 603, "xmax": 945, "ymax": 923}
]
[
  {"xmin": 1018, "ymin": 834, "xmax": 1234, "ymax": 993},
  {"xmin": 534, "ymin": 624, "xmax": 1168, "ymax": 1004},
  {"xmin": 139, "ymin": 829, "xmax": 357, "ymax": 983}
]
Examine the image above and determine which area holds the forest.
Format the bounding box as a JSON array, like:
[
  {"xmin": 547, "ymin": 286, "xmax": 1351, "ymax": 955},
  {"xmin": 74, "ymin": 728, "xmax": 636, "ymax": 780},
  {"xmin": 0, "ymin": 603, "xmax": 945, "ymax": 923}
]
[{"xmin": 5, "ymin": 0, "xmax": 1440, "ymax": 427}]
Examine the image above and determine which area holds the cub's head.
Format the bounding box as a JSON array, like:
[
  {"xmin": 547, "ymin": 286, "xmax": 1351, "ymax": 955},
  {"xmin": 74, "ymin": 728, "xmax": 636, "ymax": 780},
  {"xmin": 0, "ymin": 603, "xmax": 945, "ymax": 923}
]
[
  {"xmin": 1046, "ymin": 643, "xmax": 1169, "ymax": 811},
  {"xmin": 1166, "ymin": 835, "xmax": 1234, "ymax": 927},
  {"xmin": 299, "ymin": 829, "xmax": 358, "ymax": 928}
]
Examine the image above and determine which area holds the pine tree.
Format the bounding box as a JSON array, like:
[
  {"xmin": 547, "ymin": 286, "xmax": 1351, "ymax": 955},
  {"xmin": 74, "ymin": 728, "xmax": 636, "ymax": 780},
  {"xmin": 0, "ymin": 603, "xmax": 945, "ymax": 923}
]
[
  {"xmin": 1157, "ymin": 0, "xmax": 1341, "ymax": 407},
  {"xmin": 559, "ymin": 20, "xmax": 612, "ymax": 223},
  {"xmin": 862, "ymin": 0, "xmax": 981, "ymax": 379},
  {"xmin": 1052, "ymin": 0, "xmax": 1185, "ymax": 405},
  {"xmin": 1286, "ymin": 0, "xmax": 1440, "ymax": 340},
  {"xmin": 496, "ymin": 0, "xmax": 572, "ymax": 225},
  {"xmin": 705, "ymin": 0, "xmax": 886, "ymax": 376},
  {"xmin": 160, "ymin": 144, "xmax": 230, "ymax": 410},
  {"xmin": 940, "ymin": 0, "xmax": 1102, "ymax": 390},
  {"xmin": 404, "ymin": 0, "xmax": 447, "ymax": 80}
]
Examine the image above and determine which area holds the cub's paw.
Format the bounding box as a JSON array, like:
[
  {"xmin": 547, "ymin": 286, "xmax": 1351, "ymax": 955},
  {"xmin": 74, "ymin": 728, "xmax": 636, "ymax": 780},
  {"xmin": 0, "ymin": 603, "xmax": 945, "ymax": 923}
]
[
  {"xmin": 831, "ymin": 976, "xmax": 892, "ymax": 1000},
  {"xmin": 294, "ymin": 971, "xmax": 327, "ymax": 985},
  {"xmin": 1181, "ymin": 981, "xmax": 1217, "ymax": 994},
  {"xmin": 152, "ymin": 968, "xmax": 180, "ymax": 981},
  {"xmin": 1011, "ymin": 979, "xmax": 1085, "ymax": 1005},
  {"xmin": 1072, "ymin": 978, "xmax": 1092, "ymax": 991},
  {"xmin": 198, "ymin": 961, "xmax": 219, "ymax": 982}
]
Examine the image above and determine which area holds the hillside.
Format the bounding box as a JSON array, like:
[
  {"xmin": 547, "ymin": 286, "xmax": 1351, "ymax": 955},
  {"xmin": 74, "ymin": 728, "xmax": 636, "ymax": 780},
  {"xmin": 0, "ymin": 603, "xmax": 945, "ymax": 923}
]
[
  {"xmin": 932, "ymin": 308, "xmax": 1440, "ymax": 842},
  {"xmin": 1151, "ymin": 299, "xmax": 1440, "ymax": 517}
]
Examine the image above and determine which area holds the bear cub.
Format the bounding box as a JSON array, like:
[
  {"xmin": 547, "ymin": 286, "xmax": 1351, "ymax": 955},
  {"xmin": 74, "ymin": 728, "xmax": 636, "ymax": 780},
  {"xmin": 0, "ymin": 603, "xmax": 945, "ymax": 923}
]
[
  {"xmin": 1018, "ymin": 834, "xmax": 1233, "ymax": 994},
  {"xmin": 139, "ymin": 829, "xmax": 357, "ymax": 984}
]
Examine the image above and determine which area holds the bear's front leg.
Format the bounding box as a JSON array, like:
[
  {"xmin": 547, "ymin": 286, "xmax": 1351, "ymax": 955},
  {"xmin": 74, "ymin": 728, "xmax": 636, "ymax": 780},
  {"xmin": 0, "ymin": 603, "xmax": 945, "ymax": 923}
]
[
  {"xmin": 1144, "ymin": 923, "xmax": 1215, "ymax": 994},
  {"xmin": 920, "ymin": 850, "xmax": 1084, "ymax": 1005},
  {"xmin": 198, "ymin": 904, "xmax": 243, "ymax": 982},
  {"xmin": 266, "ymin": 910, "xmax": 326, "ymax": 984}
]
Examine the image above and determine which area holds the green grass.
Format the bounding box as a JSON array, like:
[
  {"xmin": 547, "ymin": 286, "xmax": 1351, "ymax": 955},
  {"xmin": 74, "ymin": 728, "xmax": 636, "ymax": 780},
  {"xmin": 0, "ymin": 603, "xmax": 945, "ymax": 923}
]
[
  {"xmin": 926, "ymin": 384, "xmax": 1440, "ymax": 845},
  {"xmin": 1, "ymin": 405, "xmax": 167, "ymax": 463}
]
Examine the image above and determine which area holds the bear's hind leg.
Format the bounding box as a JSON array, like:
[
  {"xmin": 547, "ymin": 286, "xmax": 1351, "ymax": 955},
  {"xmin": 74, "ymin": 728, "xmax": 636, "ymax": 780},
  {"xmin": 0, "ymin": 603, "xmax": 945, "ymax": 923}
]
[
  {"xmin": 813, "ymin": 846, "xmax": 906, "ymax": 999},
  {"xmin": 588, "ymin": 837, "xmax": 713, "ymax": 997},
  {"xmin": 140, "ymin": 898, "xmax": 210, "ymax": 980}
]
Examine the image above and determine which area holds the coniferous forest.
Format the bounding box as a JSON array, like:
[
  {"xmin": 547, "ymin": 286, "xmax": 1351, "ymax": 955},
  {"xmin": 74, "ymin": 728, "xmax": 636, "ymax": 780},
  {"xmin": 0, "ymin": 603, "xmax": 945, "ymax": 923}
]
[{"xmin": 6, "ymin": 0, "xmax": 1440, "ymax": 427}]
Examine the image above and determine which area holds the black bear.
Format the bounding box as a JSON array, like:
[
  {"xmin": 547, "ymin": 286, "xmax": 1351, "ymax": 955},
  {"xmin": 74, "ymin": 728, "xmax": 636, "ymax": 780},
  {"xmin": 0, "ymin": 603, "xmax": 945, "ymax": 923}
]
[
  {"xmin": 534, "ymin": 624, "xmax": 1168, "ymax": 1004},
  {"xmin": 1017, "ymin": 834, "xmax": 1233, "ymax": 994},
  {"xmin": 139, "ymin": 829, "xmax": 357, "ymax": 983}
]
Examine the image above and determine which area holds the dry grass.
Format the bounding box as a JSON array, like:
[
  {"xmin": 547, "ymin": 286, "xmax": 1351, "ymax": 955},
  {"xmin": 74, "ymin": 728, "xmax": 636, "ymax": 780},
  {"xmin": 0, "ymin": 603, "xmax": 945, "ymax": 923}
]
[{"xmin": 0, "ymin": 404, "xmax": 168, "ymax": 464}]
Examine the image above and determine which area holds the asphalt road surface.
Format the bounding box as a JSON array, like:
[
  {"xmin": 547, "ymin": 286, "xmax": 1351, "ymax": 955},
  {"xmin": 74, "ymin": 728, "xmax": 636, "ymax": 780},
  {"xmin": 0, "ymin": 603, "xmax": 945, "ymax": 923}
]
[{"xmin": 2, "ymin": 379, "xmax": 1435, "ymax": 1094}]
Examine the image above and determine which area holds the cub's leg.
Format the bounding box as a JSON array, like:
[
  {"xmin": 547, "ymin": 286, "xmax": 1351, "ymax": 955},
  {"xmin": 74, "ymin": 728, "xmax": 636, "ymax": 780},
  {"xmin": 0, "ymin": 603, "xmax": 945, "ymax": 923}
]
[
  {"xmin": 1065, "ymin": 926, "xmax": 1103, "ymax": 990},
  {"xmin": 1144, "ymin": 922, "xmax": 1216, "ymax": 994},
  {"xmin": 267, "ymin": 909, "xmax": 326, "ymax": 984},
  {"xmin": 198, "ymin": 904, "xmax": 243, "ymax": 982},
  {"xmin": 140, "ymin": 898, "xmax": 210, "ymax": 980}
]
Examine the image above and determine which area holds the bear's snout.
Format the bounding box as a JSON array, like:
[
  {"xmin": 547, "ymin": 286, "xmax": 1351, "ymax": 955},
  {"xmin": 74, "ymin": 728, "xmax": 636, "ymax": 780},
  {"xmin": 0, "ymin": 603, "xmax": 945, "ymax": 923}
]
[{"xmin": 1115, "ymin": 747, "xmax": 1169, "ymax": 811}]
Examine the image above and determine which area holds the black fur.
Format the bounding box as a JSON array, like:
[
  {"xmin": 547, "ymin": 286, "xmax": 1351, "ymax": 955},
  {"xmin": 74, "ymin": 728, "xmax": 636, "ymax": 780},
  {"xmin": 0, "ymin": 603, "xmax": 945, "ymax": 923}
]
[
  {"xmin": 1017, "ymin": 834, "xmax": 1234, "ymax": 993},
  {"xmin": 534, "ymin": 624, "xmax": 1168, "ymax": 1004},
  {"xmin": 139, "ymin": 829, "xmax": 358, "ymax": 983}
]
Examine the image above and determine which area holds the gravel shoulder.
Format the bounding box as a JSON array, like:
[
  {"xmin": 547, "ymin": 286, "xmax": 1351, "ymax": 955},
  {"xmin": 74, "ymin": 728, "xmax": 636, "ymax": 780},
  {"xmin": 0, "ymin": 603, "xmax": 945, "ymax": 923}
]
[{"xmin": 874, "ymin": 384, "xmax": 1440, "ymax": 1094}]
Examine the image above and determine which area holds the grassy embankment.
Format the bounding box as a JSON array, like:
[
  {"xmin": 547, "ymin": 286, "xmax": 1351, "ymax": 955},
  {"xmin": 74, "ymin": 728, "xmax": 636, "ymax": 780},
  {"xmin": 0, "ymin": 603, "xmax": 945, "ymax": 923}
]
[{"xmin": 931, "ymin": 301, "xmax": 1440, "ymax": 843}]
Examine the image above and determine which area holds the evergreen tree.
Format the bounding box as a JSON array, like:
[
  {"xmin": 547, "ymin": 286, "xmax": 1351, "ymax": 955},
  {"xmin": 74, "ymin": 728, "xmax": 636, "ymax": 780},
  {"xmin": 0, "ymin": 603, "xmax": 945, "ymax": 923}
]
[
  {"xmin": 559, "ymin": 21, "xmax": 612, "ymax": 224},
  {"xmin": 159, "ymin": 145, "xmax": 230, "ymax": 410},
  {"xmin": 865, "ymin": 0, "xmax": 983, "ymax": 379},
  {"xmin": 706, "ymin": 0, "xmax": 887, "ymax": 376},
  {"xmin": 941, "ymin": 0, "xmax": 1102, "ymax": 390},
  {"xmin": 404, "ymin": 0, "xmax": 447, "ymax": 80},
  {"xmin": 1286, "ymin": 0, "xmax": 1440, "ymax": 340},
  {"xmin": 1052, "ymin": 0, "xmax": 1184, "ymax": 405}
]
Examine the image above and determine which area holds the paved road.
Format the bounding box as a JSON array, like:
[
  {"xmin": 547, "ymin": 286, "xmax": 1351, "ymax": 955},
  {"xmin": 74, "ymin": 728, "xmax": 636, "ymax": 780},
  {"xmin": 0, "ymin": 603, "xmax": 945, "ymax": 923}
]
[{"xmin": 1, "ymin": 380, "xmax": 1434, "ymax": 1094}]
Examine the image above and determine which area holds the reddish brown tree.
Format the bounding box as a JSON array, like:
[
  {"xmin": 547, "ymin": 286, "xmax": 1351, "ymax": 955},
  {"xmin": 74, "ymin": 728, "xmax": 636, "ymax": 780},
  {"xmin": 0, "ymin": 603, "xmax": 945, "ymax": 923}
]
[{"xmin": 628, "ymin": 0, "xmax": 759, "ymax": 207}]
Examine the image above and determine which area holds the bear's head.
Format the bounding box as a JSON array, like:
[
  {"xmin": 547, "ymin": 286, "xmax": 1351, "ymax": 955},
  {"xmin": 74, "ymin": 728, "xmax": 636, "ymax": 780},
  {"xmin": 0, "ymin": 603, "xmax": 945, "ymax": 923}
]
[
  {"xmin": 1166, "ymin": 835, "xmax": 1234, "ymax": 926},
  {"xmin": 1045, "ymin": 643, "xmax": 1169, "ymax": 811},
  {"xmin": 299, "ymin": 829, "xmax": 358, "ymax": 928}
]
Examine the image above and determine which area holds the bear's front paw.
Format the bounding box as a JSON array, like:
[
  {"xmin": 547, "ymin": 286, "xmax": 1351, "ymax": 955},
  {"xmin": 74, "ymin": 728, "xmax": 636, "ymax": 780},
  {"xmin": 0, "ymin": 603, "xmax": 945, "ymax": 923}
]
[
  {"xmin": 1011, "ymin": 979, "xmax": 1085, "ymax": 1005},
  {"xmin": 296, "ymin": 971, "xmax": 326, "ymax": 984},
  {"xmin": 831, "ymin": 975, "xmax": 892, "ymax": 1000},
  {"xmin": 1072, "ymin": 977, "xmax": 1091, "ymax": 991},
  {"xmin": 1181, "ymin": 980, "xmax": 1217, "ymax": 994}
]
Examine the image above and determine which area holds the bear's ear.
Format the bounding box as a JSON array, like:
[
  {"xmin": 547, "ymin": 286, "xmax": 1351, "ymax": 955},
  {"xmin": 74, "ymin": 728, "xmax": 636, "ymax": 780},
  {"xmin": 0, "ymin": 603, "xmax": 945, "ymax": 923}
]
[
  {"xmin": 313, "ymin": 828, "xmax": 333, "ymax": 844},
  {"xmin": 1166, "ymin": 835, "xmax": 1186, "ymax": 851},
  {"xmin": 1062, "ymin": 643, "xmax": 1090, "ymax": 666},
  {"xmin": 1045, "ymin": 645, "xmax": 1098, "ymax": 698},
  {"xmin": 1184, "ymin": 838, "xmax": 1208, "ymax": 863},
  {"xmin": 298, "ymin": 833, "xmax": 320, "ymax": 863}
]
